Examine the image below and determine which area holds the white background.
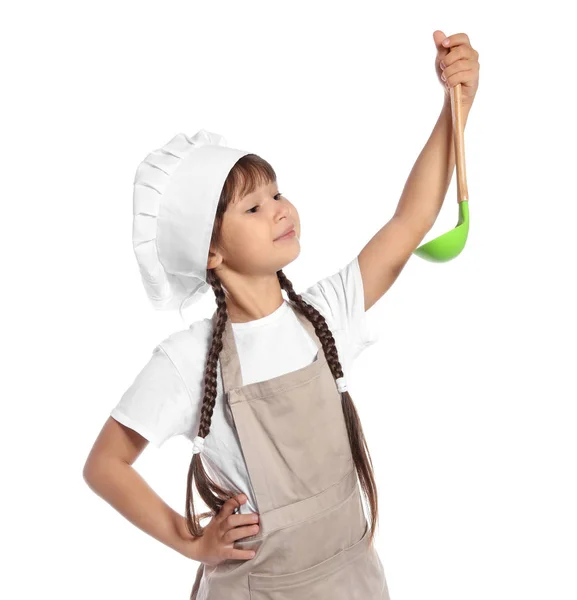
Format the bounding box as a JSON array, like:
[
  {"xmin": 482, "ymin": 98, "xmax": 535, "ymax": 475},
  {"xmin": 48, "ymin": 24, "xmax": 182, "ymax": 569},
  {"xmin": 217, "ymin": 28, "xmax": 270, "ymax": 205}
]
[{"xmin": 3, "ymin": 1, "xmax": 576, "ymax": 599}]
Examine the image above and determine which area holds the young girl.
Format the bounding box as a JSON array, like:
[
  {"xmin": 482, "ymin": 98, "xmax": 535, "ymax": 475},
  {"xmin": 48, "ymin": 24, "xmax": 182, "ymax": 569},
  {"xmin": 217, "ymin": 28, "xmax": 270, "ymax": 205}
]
[{"xmin": 83, "ymin": 32, "xmax": 480, "ymax": 600}]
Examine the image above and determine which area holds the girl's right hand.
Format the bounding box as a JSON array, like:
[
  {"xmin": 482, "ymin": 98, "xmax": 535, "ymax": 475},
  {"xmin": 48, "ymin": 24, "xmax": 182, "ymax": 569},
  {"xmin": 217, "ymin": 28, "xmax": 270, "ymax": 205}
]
[{"xmin": 194, "ymin": 493, "xmax": 260, "ymax": 566}]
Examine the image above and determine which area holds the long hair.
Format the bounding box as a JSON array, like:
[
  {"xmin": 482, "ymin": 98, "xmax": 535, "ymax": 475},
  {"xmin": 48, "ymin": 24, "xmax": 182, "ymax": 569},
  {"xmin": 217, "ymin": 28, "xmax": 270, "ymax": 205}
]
[{"xmin": 184, "ymin": 154, "xmax": 380, "ymax": 547}]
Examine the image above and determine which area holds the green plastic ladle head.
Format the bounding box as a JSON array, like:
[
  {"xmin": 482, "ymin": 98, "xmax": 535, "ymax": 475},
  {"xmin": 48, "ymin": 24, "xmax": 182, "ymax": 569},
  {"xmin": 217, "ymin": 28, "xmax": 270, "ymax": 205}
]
[{"xmin": 413, "ymin": 82, "xmax": 470, "ymax": 263}]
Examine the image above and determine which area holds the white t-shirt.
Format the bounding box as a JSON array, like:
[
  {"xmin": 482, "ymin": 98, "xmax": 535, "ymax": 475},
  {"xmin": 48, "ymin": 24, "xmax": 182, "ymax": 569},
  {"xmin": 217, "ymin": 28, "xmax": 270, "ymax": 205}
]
[{"xmin": 110, "ymin": 255, "xmax": 378, "ymax": 514}]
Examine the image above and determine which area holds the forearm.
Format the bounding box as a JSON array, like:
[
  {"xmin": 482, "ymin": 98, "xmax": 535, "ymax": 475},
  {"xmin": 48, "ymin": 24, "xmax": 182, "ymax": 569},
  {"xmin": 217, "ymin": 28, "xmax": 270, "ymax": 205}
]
[
  {"xmin": 84, "ymin": 458, "xmax": 200, "ymax": 560},
  {"xmin": 394, "ymin": 97, "xmax": 471, "ymax": 229}
]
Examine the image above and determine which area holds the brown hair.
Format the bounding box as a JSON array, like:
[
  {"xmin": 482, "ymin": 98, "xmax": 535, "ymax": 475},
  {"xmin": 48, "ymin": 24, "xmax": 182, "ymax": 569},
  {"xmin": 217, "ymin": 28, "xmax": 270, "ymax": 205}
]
[{"xmin": 184, "ymin": 154, "xmax": 380, "ymax": 547}]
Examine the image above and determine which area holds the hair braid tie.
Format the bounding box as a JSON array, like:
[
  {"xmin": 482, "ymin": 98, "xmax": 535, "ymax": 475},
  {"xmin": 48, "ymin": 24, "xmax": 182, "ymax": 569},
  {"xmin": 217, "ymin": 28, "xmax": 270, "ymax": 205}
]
[
  {"xmin": 192, "ymin": 436, "xmax": 205, "ymax": 454},
  {"xmin": 335, "ymin": 377, "xmax": 348, "ymax": 393}
]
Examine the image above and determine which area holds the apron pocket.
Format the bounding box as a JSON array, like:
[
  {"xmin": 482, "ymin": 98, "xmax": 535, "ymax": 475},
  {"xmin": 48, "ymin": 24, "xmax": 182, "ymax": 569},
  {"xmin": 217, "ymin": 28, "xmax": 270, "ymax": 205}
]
[{"xmin": 248, "ymin": 523, "xmax": 385, "ymax": 599}]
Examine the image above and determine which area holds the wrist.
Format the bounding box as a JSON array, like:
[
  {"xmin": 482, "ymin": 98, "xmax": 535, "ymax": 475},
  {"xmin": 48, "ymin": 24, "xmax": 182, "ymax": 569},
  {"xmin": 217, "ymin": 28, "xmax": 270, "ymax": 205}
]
[
  {"xmin": 443, "ymin": 91, "xmax": 474, "ymax": 111},
  {"xmin": 174, "ymin": 514, "xmax": 202, "ymax": 561},
  {"xmin": 442, "ymin": 94, "xmax": 473, "ymax": 127}
]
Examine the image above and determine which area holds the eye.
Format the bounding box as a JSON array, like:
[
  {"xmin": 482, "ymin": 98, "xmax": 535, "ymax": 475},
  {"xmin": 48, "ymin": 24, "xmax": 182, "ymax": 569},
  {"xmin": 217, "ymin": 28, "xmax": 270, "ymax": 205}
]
[{"xmin": 246, "ymin": 193, "xmax": 284, "ymax": 214}]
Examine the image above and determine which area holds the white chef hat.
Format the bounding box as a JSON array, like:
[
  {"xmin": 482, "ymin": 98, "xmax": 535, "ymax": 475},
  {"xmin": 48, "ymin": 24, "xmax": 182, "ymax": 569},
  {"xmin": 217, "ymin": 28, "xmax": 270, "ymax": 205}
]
[{"xmin": 132, "ymin": 129, "xmax": 251, "ymax": 319}]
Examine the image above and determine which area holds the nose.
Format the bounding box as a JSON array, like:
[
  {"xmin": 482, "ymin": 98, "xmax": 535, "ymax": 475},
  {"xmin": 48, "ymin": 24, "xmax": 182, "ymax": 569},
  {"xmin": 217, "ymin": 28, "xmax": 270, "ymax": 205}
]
[{"xmin": 275, "ymin": 200, "xmax": 291, "ymax": 221}]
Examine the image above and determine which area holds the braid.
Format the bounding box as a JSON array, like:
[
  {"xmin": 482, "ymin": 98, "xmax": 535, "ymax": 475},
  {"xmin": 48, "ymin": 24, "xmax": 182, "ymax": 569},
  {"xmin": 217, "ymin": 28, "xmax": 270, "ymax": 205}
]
[
  {"xmin": 277, "ymin": 268, "xmax": 379, "ymax": 547},
  {"xmin": 184, "ymin": 269, "xmax": 241, "ymax": 537},
  {"xmin": 276, "ymin": 270, "xmax": 344, "ymax": 381},
  {"xmin": 196, "ymin": 273, "xmax": 227, "ymax": 440}
]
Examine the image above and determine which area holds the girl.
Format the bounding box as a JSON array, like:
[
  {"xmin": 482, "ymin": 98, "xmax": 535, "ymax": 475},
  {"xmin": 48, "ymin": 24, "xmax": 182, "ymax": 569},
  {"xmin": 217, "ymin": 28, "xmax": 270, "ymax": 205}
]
[{"xmin": 83, "ymin": 31, "xmax": 480, "ymax": 599}]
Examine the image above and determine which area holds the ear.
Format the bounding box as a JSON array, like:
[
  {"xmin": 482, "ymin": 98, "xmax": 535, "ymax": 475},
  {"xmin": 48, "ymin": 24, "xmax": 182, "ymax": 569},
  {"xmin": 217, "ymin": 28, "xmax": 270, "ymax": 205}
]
[{"xmin": 207, "ymin": 248, "xmax": 223, "ymax": 269}]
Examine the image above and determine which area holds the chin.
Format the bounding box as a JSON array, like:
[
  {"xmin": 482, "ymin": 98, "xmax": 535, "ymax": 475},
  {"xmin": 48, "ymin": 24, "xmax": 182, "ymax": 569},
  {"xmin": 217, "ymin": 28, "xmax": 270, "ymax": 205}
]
[{"xmin": 278, "ymin": 244, "xmax": 301, "ymax": 270}]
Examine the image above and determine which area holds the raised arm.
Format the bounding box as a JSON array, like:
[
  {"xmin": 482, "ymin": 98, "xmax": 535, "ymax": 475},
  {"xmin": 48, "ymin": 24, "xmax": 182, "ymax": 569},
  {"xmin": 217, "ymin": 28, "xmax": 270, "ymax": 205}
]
[{"xmin": 358, "ymin": 32, "xmax": 479, "ymax": 312}]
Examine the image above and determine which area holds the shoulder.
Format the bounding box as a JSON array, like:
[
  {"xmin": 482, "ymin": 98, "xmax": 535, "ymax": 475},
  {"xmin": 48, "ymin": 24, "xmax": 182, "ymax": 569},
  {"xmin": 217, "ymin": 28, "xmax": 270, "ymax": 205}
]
[
  {"xmin": 158, "ymin": 317, "xmax": 212, "ymax": 357},
  {"xmin": 298, "ymin": 255, "xmax": 379, "ymax": 356},
  {"xmin": 298, "ymin": 256, "xmax": 361, "ymax": 330},
  {"xmin": 155, "ymin": 317, "xmax": 214, "ymax": 387}
]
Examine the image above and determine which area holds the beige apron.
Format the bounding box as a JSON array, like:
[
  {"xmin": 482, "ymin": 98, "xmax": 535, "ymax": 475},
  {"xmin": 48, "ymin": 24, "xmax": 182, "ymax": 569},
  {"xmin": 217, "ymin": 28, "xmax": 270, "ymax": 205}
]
[{"xmin": 190, "ymin": 302, "xmax": 391, "ymax": 599}]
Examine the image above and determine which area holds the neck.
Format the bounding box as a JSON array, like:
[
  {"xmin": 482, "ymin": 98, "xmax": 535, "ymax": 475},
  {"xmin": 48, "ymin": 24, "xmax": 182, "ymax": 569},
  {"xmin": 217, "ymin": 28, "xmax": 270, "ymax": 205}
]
[
  {"xmin": 227, "ymin": 297, "xmax": 286, "ymax": 323},
  {"xmin": 217, "ymin": 270, "xmax": 285, "ymax": 323}
]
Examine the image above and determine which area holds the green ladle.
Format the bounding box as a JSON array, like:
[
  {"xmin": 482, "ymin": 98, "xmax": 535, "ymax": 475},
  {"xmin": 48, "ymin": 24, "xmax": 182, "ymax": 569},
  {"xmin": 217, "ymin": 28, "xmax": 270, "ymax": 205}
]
[{"xmin": 413, "ymin": 81, "xmax": 470, "ymax": 262}]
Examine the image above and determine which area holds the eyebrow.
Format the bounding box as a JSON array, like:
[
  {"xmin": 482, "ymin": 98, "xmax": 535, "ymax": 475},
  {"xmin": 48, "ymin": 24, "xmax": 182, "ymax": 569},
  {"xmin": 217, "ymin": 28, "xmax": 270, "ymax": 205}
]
[{"xmin": 238, "ymin": 184, "xmax": 279, "ymax": 204}]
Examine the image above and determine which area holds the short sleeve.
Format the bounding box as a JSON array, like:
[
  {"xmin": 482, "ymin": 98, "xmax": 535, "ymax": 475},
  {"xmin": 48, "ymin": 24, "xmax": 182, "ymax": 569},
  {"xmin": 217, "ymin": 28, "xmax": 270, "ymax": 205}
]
[
  {"xmin": 110, "ymin": 345, "xmax": 196, "ymax": 448},
  {"xmin": 300, "ymin": 255, "xmax": 379, "ymax": 359}
]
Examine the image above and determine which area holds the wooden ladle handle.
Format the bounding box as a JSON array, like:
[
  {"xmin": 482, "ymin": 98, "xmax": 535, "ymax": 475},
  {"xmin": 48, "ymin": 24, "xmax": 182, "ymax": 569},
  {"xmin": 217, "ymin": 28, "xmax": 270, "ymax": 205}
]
[{"xmin": 451, "ymin": 83, "xmax": 469, "ymax": 204}]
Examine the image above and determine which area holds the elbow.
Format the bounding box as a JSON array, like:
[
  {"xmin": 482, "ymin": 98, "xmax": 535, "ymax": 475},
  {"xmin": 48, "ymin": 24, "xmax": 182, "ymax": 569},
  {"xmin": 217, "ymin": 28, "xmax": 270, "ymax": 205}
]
[
  {"xmin": 82, "ymin": 459, "xmax": 98, "ymax": 489},
  {"xmin": 83, "ymin": 452, "xmax": 127, "ymax": 491},
  {"xmin": 82, "ymin": 454, "xmax": 108, "ymax": 490}
]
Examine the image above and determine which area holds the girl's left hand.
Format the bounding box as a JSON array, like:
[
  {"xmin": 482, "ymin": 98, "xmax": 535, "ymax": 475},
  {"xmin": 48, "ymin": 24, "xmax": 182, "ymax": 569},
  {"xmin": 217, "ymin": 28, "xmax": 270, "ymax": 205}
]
[{"xmin": 433, "ymin": 31, "xmax": 480, "ymax": 107}]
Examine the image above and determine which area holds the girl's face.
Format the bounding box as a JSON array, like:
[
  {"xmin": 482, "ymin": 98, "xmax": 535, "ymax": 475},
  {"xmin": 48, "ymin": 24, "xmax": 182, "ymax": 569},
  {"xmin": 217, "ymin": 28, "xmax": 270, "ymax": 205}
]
[{"xmin": 208, "ymin": 180, "xmax": 301, "ymax": 277}]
